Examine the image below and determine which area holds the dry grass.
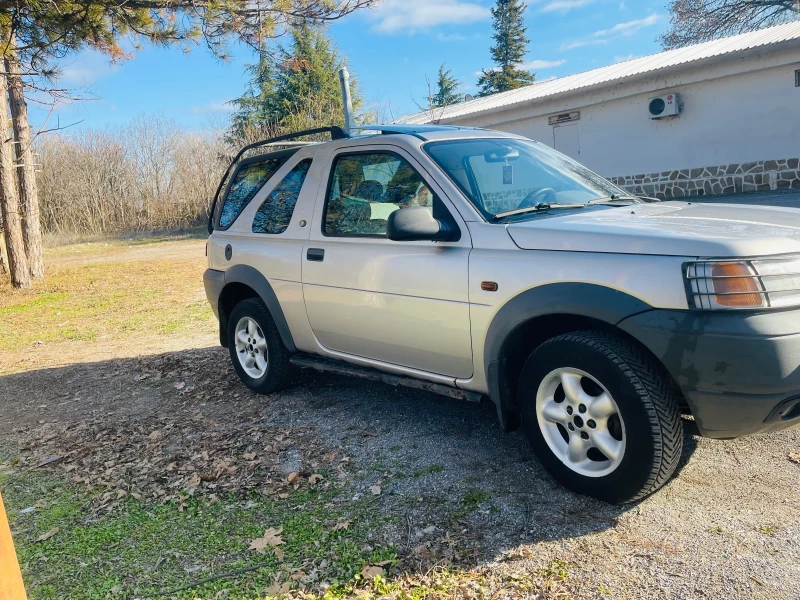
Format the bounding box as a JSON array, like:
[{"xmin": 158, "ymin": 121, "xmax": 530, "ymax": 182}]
[{"xmin": 0, "ymin": 236, "xmax": 216, "ymax": 375}]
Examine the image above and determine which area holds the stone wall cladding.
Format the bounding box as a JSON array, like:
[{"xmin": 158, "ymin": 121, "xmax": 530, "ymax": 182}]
[{"xmin": 608, "ymin": 158, "xmax": 800, "ymax": 199}]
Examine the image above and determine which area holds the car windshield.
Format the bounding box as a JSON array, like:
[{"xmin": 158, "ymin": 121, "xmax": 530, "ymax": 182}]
[{"xmin": 424, "ymin": 138, "xmax": 637, "ymax": 220}]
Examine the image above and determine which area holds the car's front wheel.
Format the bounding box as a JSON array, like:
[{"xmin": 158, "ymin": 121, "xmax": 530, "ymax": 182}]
[
  {"xmin": 519, "ymin": 331, "xmax": 683, "ymax": 504},
  {"xmin": 227, "ymin": 298, "xmax": 292, "ymax": 394}
]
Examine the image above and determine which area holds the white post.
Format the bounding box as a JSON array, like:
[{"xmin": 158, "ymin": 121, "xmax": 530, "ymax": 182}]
[{"xmin": 338, "ymin": 67, "xmax": 355, "ymax": 135}]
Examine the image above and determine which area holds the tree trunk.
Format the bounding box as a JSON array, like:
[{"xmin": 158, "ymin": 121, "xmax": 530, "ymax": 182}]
[
  {"xmin": 5, "ymin": 40, "xmax": 43, "ymax": 280},
  {"xmin": 0, "ymin": 73, "xmax": 29, "ymax": 288},
  {"xmin": 0, "ymin": 229, "xmax": 8, "ymax": 276}
]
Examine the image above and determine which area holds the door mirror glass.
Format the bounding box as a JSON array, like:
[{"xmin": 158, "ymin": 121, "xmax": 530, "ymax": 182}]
[{"xmin": 387, "ymin": 206, "xmax": 447, "ymax": 241}]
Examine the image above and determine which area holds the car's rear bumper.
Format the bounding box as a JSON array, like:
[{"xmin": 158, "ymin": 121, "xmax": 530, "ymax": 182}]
[
  {"xmin": 203, "ymin": 268, "xmax": 225, "ymax": 319},
  {"xmin": 619, "ymin": 308, "xmax": 800, "ymax": 438}
]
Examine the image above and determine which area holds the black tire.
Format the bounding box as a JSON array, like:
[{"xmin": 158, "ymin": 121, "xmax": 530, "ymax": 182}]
[
  {"xmin": 519, "ymin": 330, "xmax": 682, "ymax": 504},
  {"xmin": 227, "ymin": 298, "xmax": 292, "ymax": 394}
]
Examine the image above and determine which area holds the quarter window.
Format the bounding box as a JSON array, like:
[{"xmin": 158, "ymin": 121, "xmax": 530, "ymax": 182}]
[
  {"xmin": 324, "ymin": 152, "xmax": 436, "ymax": 237},
  {"xmin": 219, "ymin": 155, "xmax": 289, "ymax": 228},
  {"xmin": 252, "ymin": 159, "xmax": 312, "ymax": 234}
]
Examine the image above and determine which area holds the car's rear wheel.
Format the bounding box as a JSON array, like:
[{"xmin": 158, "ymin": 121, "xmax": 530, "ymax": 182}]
[
  {"xmin": 227, "ymin": 298, "xmax": 291, "ymax": 394},
  {"xmin": 519, "ymin": 330, "xmax": 683, "ymax": 504}
]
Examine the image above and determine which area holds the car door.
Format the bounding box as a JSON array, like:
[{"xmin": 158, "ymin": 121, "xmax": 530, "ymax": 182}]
[{"xmin": 302, "ymin": 144, "xmax": 474, "ymax": 378}]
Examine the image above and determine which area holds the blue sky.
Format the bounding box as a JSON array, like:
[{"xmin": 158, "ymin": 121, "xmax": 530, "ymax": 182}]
[{"xmin": 29, "ymin": 0, "xmax": 669, "ymax": 132}]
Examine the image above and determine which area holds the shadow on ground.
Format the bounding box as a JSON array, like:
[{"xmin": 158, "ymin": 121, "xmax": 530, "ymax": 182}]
[{"xmin": 0, "ymin": 345, "xmax": 700, "ymax": 534}]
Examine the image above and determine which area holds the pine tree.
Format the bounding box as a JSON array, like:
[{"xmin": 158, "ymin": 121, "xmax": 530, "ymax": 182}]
[
  {"xmin": 431, "ymin": 63, "xmax": 462, "ymax": 108},
  {"xmin": 228, "ymin": 23, "xmax": 365, "ymax": 145},
  {"xmin": 477, "ymin": 0, "xmax": 535, "ymax": 96}
]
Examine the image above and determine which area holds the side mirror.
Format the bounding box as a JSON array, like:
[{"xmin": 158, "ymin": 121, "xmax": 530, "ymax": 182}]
[{"xmin": 387, "ymin": 206, "xmax": 456, "ymax": 242}]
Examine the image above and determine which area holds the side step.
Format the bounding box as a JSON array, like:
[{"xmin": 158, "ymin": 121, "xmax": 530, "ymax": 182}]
[{"xmin": 289, "ymin": 354, "xmax": 483, "ymax": 403}]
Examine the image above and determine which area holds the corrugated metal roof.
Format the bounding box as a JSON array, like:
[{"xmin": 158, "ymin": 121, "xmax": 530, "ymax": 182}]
[{"xmin": 397, "ymin": 20, "xmax": 800, "ymax": 125}]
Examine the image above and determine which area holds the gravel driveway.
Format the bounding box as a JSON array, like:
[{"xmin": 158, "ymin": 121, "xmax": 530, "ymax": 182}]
[{"xmin": 1, "ymin": 346, "xmax": 798, "ymax": 599}]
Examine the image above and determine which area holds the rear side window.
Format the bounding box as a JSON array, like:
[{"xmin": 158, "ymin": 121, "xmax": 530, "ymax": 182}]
[
  {"xmin": 252, "ymin": 159, "xmax": 312, "ymax": 234},
  {"xmin": 219, "ymin": 156, "xmax": 288, "ymax": 228}
]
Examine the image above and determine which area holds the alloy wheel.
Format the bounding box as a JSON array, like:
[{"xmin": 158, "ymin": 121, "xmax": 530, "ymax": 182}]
[
  {"xmin": 234, "ymin": 316, "xmax": 269, "ymax": 379},
  {"xmin": 535, "ymin": 367, "xmax": 626, "ymax": 477}
]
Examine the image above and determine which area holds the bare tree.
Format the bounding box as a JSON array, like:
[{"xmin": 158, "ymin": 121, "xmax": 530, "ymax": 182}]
[
  {"xmin": 661, "ymin": 0, "xmax": 800, "ymax": 49},
  {"xmin": 0, "ymin": 71, "xmax": 29, "ymax": 288}
]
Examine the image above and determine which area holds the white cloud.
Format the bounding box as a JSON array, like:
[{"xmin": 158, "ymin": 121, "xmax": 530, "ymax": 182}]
[
  {"xmin": 370, "ymin": 0, "xmax": 488, "ymax": 34},
  {"xmin": 614, "ymin": 53, "xmax": 638, "ymax": 63},
  {"xmin": 540, "ymin": 0, "xmax": 594, "ymax": 14},
  {"xmin": 190, "ymin": 101, "xmax": 235, "ymax": 115},
  {"xmin": 522, "ymin": 59, "xmax": 566, "ymax": 69},
  {"xmin": 561, "ymin": 14, "xmax": 660, "ymax": 50}
]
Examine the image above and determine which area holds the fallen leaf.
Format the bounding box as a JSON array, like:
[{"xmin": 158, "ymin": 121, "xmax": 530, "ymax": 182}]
[
  {"xmin": 361, "ymin": 565, "xmax": 385, "ymax": 579},
  {"xmin": 249, "ymin": 527, "xmax": 285, "ymax": 554},
  {"xmin": 35, "ymin": 456, "xmax": 64, "ymax": 468},
  {"xmin": 174, "ymin": 382, "xmax": 186, "ymax": 390},
  {"xmin": 274, "ymin": 546, "xmax": 284, "ymax": 561},
  {"xmin": 290, "ymin": 571, "xmax": 306, "ymax": 581},
  {"xmin": 332, "ymin": 521, "xmax": 350, "ymax": 531},
  {"xmin": 362, "ymin": 431, "xmax": 378, "ymax": 437},
  {"xmin": 264, "ymin": 582, "xmax": 291, "ymax": 595},
  {"xmin": 308, "ymin": 473, "xmax": 324, "ymax": 484},
  {"xmin": 148, "ymin": 430, "xmax": 162, "ymax": 440},
  {"xmin": 242, "ymin": 452, "xmax": 257, "ymax": 460},
  {"xmin": 36, "ymin": 528, "xmax": 60, "ymax": 542},
  {"xmin": 369, "ymin": 485, "xmax": 382, "ymax": 496},
  {"xmin": 278, "ymin": 493, "xmax": 289, "ymax": 499},
  {"xmin": 789, "ymin": 452, "xmax": 800, "ymax": 464},
  {"xmin": 287, "ymin": 472, "xmax": 299, "ymax": 484},
  {"xmin": 186, "ymin": 473, "xmax": 202, "ymax": 490}
]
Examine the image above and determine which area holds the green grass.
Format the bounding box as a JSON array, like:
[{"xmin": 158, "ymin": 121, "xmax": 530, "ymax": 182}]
[
  {"xmin": 0, "ymin": 241, "xmax": 215, "ymax": 357},
  {"xmin": 2, "ymin": 469, "xmax": 396, "ymax": 599},
  {"xmin": 411, "ymin": 465, "xmax": 444, "ymax": 479},
  {"xmin": 457, "ymin": 488, "xmax": 489, "ymax": 515},
  {"xmin": 537, "ymin": 559, "xmax": 569, "ymax": 582},
  {"xmin": 0, "ymin": 292, "xmax": 69, "ymax": 317}
]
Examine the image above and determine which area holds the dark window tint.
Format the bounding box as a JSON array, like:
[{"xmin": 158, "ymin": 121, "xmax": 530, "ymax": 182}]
[
  {"xmin": 324, "ymin": 152, "xmax": 436, "ymax": 237},
  {"xmin": 252, "ymin": 159, "xmax": 312, "ymax": 234},
  {"xmin": 219, "ymin": 156, "xmax": 288, "ymax": 228}
]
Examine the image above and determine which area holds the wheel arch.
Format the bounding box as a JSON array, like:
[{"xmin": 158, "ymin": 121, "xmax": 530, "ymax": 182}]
[
  {"xmin": 218, "ymin": 265, "xmax": 296, "ymax": 352},
  {"xmin": 483, "ymin": 283, "xmax": 679, "ymax": 431}
]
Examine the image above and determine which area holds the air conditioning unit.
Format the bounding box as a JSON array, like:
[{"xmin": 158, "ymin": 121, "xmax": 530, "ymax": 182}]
[{"xmin": 648, "ymin": 93, "xmax": 681, "ymax": 119}]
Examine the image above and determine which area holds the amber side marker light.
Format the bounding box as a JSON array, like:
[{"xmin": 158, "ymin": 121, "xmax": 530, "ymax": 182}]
[
  {"xmin": 711, "ymin": 262, "xmax": 764, "ymax": 307},
  {"xmin": 481, "ymin": 281, "xmax": 498, "ymax": 292}
]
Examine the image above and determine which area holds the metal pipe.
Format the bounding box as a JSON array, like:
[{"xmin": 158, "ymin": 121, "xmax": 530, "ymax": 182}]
[{"xmin": 339, "ymin": 67, "xmax": 355, "ymax": 135}]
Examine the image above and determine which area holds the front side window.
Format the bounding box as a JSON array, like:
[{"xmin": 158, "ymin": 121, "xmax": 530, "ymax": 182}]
[
  {"xmin": 252, "ymin": 159, "xmax": 312, "ymax": 234},
  {"xmin": 219, "ymin": 155, "xmax": 289, "ymax": 228},
  {"xmin": 425, "ymin": 138, "xmax": 634, "ymax": 220},
  {"xmin": 324, "ymin": 152, "xmax": 436, "ymax": 237}
]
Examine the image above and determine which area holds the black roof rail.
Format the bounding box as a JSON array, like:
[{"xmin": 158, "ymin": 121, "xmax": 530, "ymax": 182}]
[{"xmin": 208, "ymin": 126, "xmax": 348, "ymax": 233}]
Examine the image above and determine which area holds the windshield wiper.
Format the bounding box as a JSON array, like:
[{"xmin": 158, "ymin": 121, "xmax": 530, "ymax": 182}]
[
  {"xmin": 587, "ymin": 194, "xmax": 639, "ymax": 205},
  {"xmin": 493, "ymin": 202, "xmax": 586, "ymax": 220}
]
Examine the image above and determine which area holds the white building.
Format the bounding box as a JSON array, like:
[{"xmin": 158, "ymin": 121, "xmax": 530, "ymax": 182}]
[{"xmin": 397, "ymin": 21, "xmax": 800, "ymax": 199}]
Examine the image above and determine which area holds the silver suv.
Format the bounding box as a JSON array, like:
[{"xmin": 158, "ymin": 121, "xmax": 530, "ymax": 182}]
[{"xmin": 204, "ymin": 125, "xmax": 800, "ymax": 503}]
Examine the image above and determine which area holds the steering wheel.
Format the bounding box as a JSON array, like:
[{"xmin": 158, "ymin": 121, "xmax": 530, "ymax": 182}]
[{"xmin": 518, "ymin": 187, "xmax": 556, "ymax": 209}]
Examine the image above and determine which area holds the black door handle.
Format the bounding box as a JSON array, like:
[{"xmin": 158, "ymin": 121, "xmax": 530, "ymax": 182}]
[{"xmin": 307, "ymin": 248, "xmax": 325, "ymax": 262}]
